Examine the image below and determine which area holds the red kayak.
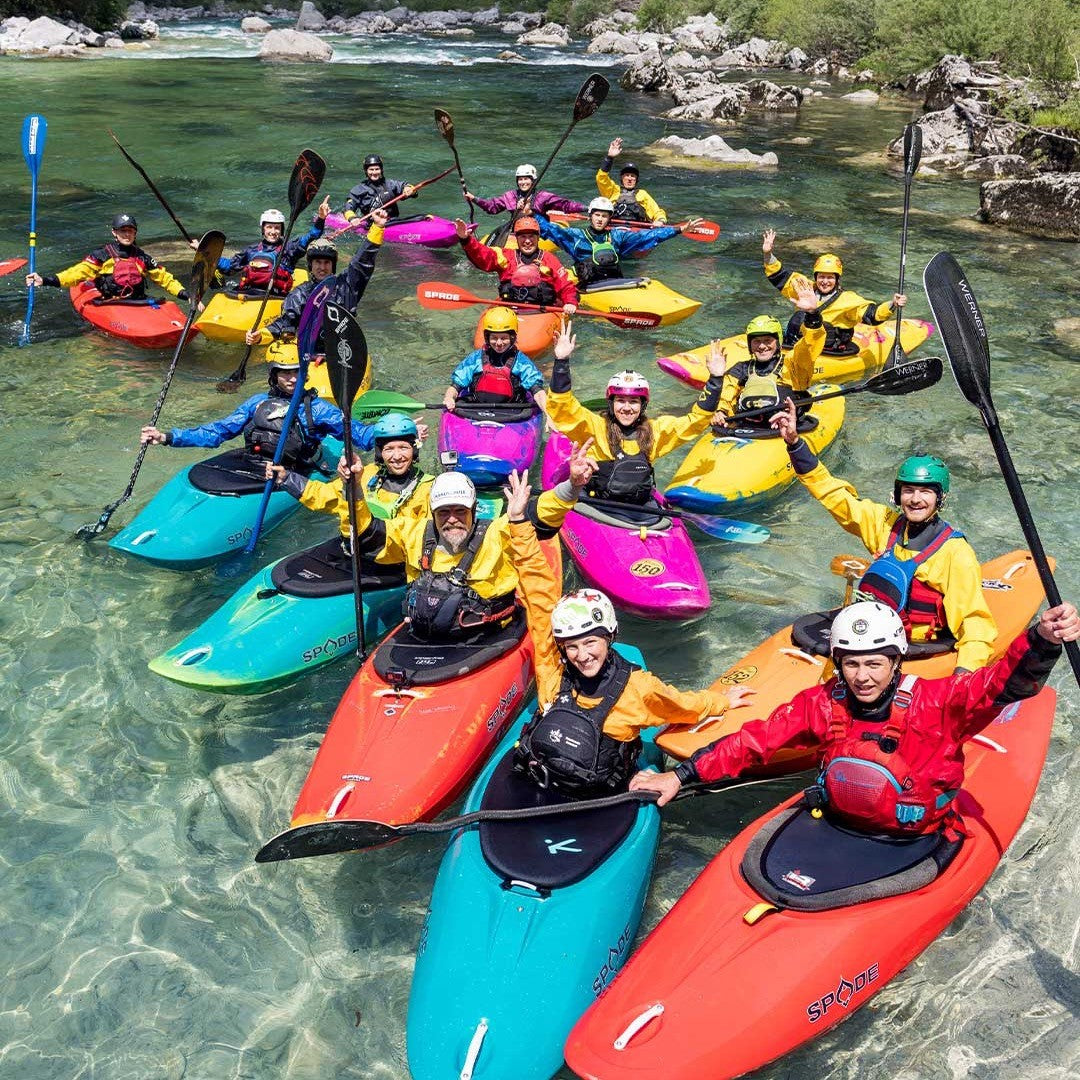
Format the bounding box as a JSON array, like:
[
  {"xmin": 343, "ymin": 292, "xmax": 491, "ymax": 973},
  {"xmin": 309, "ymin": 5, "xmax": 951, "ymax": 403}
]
[
  {"xmin": 69, "ymin": 282, "xmax": 195, "ymax": 349},
  {"xmin": 565, "ymin": 685, "xmax": 1057, "ymax": 1080},
  {"xmin": 0, "ymin": 257, "xmax": 28, "ymax": 277}
]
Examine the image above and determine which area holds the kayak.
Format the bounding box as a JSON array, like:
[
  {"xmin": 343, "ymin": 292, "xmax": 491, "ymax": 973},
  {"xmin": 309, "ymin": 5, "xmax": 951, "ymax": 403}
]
[
  {"xmin": 257, "ymin": 338, "xmax": 373, "ymax": 403},
  {"xmin": 148, "ymin": 538, "xmax": 408, "ymax": 693},
  {"xmin": 193, "ymin": 268, "xmax": 309, "ymax": 344},
  {"xmin": 108, "ymin": 444, "xmax": 340, "ymax": 569},
  {"xmin": 657, "ymin": 550, "xmax": 1050, "ymax": 766},
  {"xmin": 326, "ymin": 212, "xmax": 466, "ymax": 249},
  {"xmin": 147, "ymin": 493, "xmax": 508, "ymax": 694},
  {"xmin": 437, "ymin": 400, "xmax": 544, "ymax": 487},
  {"xmin": 657, "ymin": 317, "xmax": 936, "ymax": 390},
  {"xmin": 663, "ymin": 392, "xmax": 846, "ymax": 512},
  {"xmin": 69, "ymin": 282, "xmax": 194, "ymax": 350},
  {"xmin": 542, "ymin": 432, "xmax": 710, "ymax": 621},
  {"xmin": 565, "ymin": 685, "xmax": 1057, "ymax": 1080},
  {"xmin": 579, "ymin": 276, "xmax": 701, "ymax": 328},
  {"xmin": 406, "ymin": 644, "xmax": 662, "ymax": 1080},
  {"xmin": 473, "ymin": 308, "xmax": 559, "ymax": 358}
]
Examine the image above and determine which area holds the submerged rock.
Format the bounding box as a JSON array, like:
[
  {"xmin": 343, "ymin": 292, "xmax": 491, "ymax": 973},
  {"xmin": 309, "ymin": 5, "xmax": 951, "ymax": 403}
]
[
  {"xmin": 650, "ymin": 134, "xmax": 778, "ymax": 168},
  {"xmin": 980, "ymin": 174, "xmax": 1080, "ymax": 240}
]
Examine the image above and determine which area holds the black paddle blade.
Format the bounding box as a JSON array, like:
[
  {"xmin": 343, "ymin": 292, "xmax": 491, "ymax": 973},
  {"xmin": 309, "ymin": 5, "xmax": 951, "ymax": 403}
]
[
  {"xmin": 869, "ymin": 355, "xmax": 943, "ymax": 395},
  {"xmin": 902, "ymin": 122, "xmax": 923, "ymax": 176},
  {"xmin": 256, "ymin": 819, "xmax": 401, "ymax": 862},
  {"xmin": 922, "ymin": 252, "xmax": 996, "ymax": 420},
  {"xmin": 573, "ymin": 73, "xmax": 610, "ymax": 121},
  {"xmin": 75, "ymin": 500, "xmax": 121, "ymax": 540},
  {"xmin": 190, "ymin": 230, "xmax": 226, "ymax": 302},
  {"xmin": 434, "ymin": 107, "xmax": 455, "ymax": 145},
  {"xmin": 321, "ymin": 302, "xmax": 370, "ymax": 409},
  {"xmin": 287, "ymin": 148, "xmax": 326, "ymax": 223}
]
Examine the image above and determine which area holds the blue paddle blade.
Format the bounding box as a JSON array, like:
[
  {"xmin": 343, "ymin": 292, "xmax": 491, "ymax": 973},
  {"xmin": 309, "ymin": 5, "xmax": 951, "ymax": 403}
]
[
  {"xmin": 681, "ymin": 512, "xmax": 770, "ymax": 544},
  {"xmin": 22, "ymin": 115, "xmax": 47, "ymax": 173}
]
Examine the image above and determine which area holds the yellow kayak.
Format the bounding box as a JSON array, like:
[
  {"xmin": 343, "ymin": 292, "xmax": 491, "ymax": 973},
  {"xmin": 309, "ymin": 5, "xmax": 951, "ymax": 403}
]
[
  {"xmin": 579, "ymin": 276, "xmax": 702, "ymax": 327},
  {"xmin": 194, "ymin": 268, "xmax": 311, "ymax": 343},
  {"xmin": 663, "ymin": 391, "xmax": 845, "ymax": 512},
  {"xmin": 257, "ymin": 338, "xmax": 372, "ymax": 404},
  {"xmin": 658, "ymin": 317, "xmax": 935, "ymax": 389}
]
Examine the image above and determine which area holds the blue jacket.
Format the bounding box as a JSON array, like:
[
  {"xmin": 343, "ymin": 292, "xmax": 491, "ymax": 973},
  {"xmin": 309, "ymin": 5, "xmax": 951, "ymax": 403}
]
[
  {"xmin": 168, "ymin": 391, "xmax": 375, "ymax": 453},
  {"xmin": 450, "ymin": 348, "xmax": 545, "ymax": 394},
  {"xmin": 216, "ymin": 217, "xmax": 325, "ymax": 275},
  {"xmin": 536, "ymin": 217, "xmax": 679, "ymax": 262}
]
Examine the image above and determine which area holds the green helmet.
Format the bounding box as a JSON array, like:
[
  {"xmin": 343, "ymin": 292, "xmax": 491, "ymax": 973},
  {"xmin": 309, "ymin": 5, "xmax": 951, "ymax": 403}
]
[
  {"xmin": 745, "ymin": 314, "xmax": 783, "ymax": 349},
  {"xmin": 894, "ymin": 455, "xmax": 950, "ymax": 504}
]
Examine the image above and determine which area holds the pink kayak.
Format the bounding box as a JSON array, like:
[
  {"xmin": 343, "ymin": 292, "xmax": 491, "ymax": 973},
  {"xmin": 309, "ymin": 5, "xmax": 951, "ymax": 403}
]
[
  {"xmin": 542, "ymin": 432, "xmax": 710, "ymax": 621},
  {"xmin": 326, "ymin": 213, "xmax": 465, "ymax": 249},
  {"xmin": 438, "ymin": 401, "xmax": 544, "ymax": 488}
]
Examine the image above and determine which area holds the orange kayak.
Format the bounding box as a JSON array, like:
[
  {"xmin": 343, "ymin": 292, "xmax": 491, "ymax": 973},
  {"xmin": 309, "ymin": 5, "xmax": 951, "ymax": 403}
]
[{"xmin": 473, "ymin": 309, "xmax": 559, "ymax": 359}]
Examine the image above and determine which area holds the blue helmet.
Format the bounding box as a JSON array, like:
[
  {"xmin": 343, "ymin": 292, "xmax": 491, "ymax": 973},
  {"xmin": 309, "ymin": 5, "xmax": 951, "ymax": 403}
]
[{"xmin": 372, "ymin": 411, "xmax": 418, "ymax": 444}]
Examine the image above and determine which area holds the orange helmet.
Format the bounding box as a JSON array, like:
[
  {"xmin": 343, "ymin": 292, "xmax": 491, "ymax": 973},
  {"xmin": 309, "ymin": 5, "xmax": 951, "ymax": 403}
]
[{"xmin": 512, "ymin": 216, "xmax": 541, "ymax": 235}]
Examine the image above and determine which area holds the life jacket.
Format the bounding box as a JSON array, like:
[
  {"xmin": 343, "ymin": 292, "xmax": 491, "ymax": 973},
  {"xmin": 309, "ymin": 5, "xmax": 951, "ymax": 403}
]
[
  {"xmin": 574, "ymin": 229, "xmax": 621, "ymax": 285},
  {"xmin": 404, "ymin": 519, "xmax": 517, "ymax": 640},
  {"xmin": 613, "ymin": 193, "xmax": 648, "ymax": 223},
  {"xmin": 497, "ymin": 251, "xmax": 558, "ymax": 305},
  {"xmin": 816, "ymin": 676, "xmax": 962, "ymax": 834},
  {"xmin": 854, "ymin": 518, "xmax": 961, "ymax": 636},
  {"xmin": 514, "ymin": 651, "xmax": 642, "ymax": 795},
  {"xmin": 100, "ymin": 244, "xmax": 147, "ymax": 298},
  {"xmin": 470, "ymin": 359, "xmax": 519, "ymax": 403},
  {"xmin": 242, "ymin": 393, "xmax": 317, "ymax": 465},
  {"xmin": 727, "ymin": 358, "xmax": 799, "ymax": 426},
  {"xmin": 238, "ymin": 254, "xmax": 293, "ymax": 296},
  {"xmin": 365, "ymin": 466, "xmax": 427, "ymax": 519},
  {"xmin": 783, "ymin": 290, "xmax": 856, "ymax": 353},
  {"xmin": 587, "ymin": 427, "xmax": 654, "ymax": 505}
]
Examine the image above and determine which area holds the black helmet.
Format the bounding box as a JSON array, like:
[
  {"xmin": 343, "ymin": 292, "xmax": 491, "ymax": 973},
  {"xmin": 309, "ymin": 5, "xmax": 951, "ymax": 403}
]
[
  {"xmin": 619, "ymin": 163, "xmax": 639, "ymax": 177},
  {"xmin": 111, "ymin": 213, "xmax": 137, "ymax": 231},
  {"xmin": 305, "ymin": 238, "xmax": 338, "ymax": 270},
  {"xmin": 364, "ymin": 154, "xmax": 383, "ymax": 168}
]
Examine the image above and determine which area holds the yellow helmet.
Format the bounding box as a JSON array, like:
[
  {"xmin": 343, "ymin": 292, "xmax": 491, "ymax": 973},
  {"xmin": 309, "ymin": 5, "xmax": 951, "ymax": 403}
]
[
  {"xmin": 813, "ymin": 254, "xmax": 843, "ymax": 276},
  {"xmin": 481, "ymin": 306, "xmax": 518, "ymax": 335}
]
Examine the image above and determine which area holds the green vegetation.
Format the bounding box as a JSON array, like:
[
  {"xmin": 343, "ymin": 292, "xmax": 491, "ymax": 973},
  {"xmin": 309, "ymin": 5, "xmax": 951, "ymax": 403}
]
[
  {"xmin": 0, "ymin": 0, "xmax": 127, "ymax": 30},
  {"xmin": 546, "ymin": 0, "xmax": 614, "ymax": 32}
]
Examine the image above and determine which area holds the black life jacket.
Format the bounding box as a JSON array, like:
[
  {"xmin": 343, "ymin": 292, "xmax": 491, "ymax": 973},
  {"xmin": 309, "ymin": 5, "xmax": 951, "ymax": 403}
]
[
  {"xmin": 100, "ymin": 244, "xmax": 147, "ymax": 298},
  {"xmin": 404, "ymin": 519, "xmax": 517, "ymax": 641},
  {"xmin": 784, "ymin": 293, "xmax": 855, "ymax": 353},
  {"xmin": 238, "ymin": 254, "xmax": 293, "ymax": 296},
  {"xmin": 586, "ymin": 423, "xmax": 654, "ymax": 504},
  {"xmin": 574, "ymin": 228, "xmax": 621, "ymax": 286},
  {"xmin": 242, "ymin": 392, "xmax": 317, "ymax": 465},
  {"xmin": 514, "ymin": 651, "xmax": 642, "ymax": 795},
  {"xmin": 613, "ymin": 194, "xmax": 647, "ymax": 222}
]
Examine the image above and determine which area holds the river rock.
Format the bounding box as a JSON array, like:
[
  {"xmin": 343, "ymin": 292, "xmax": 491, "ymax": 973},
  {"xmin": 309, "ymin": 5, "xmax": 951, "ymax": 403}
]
[
  {"xmin": 746, "ymin": 79, "xmax": 803, "ymax": 110},
  {"xmin": 671, "ymin": 28, "xmax": 707, "ymax": 53},
  {"xmin": 783, "ymin": 47, "xmax": 808, "ymax": 70},
  {"xmin": 47, "ymin": 43, "xmax": 84, "ymax": 57},
  {"xmin": 980, "ymin": 174, "xmax": 1080, "ymax": 240},
  {"xmin": 8, "ymin": 16, "xmax": 79, "ymax": 50},
  {"xmin": 961, "ymin": 154, "xmax": 1034, "ymax": 180},
  {"xmin": 1053, "ymin": 316, "xmax": 1080, "ymax": 346},
  {"xmin": 664, "ymin": 88, "xmax": 744, "ymax": 122},
  {"xmin": 119, "ymin": 19, "xmax": 159, "ymax": 40},
  {"xmin": 680, "ymin": 13, "xmax": 728, "ymax": 50},
  {"xmin": 104, "ymin": 37, "xmax": 126, "ymax": 48},
  {"xmin": 621, "ymin": 49, "xmax": 682, "ymax": 94},
  {"xmin": 587, "ymin": 31, "xmax": 641, "ymax": 55},
  {"xmin": 651, "ymin": 134, "xmax": 778, "ymax": 167},
  {"xmin": 295, "ymin": 2, "xmax": 325, "ymax": 31},
  {"xmin": 713, "ymin": 37, "xmax": 784, "ymax": 68},
  {"xmin": 905, "ymin": 54, "xmax": 1003, "ymax": 110},
  {"xmin": 843, "ymin": 89, "xmax": 879, "ymax": 104},
  {"xmin": 668, "ymin": 50, "xmax": 711, "ymax": 71},
  {"xmin": 497, "ymin": 50, "xmax": 525, "ymax": 61},
  {"xmin": 516, "ymin": 22, "xmax": 570, "ymax": 46},
  {"xmin": 259, "ymin": 28, "xmax": 332, "ymax": 62},
  {"xmin": 583, "ymin": 12, "xmax": 636, "ymax": 37},
  {"xmin": 470, "ymin": 6, "xmax": 501, "ymax": 26},
  {"xmin": 241, "ymin": 16, "xmax": 271, "ymax": 33}
]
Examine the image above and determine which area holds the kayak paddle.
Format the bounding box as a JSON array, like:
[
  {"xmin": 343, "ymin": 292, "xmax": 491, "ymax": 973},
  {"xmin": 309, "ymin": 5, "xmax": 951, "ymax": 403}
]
[
  {"xmin": 830, "ymin": 553, "xmax": 871, "ymax": 605},
  {"xmin": 220, "ymin": 148, "xmax": 327, "ymax": 391},
  {"xmin": 108, "ymin": 129, "xmax": 194, "ymax": 245},
  {"xmin": 923, "ymin": 251, "xmax": 1080, "ymax": 686},
  {"xmin": 75, "ymin": 230, "xmax": 226, "ymax": 539},
  {"xmin": 548, "ymin": 210, "xmax": 721, "ymax": 242},
  {"xmin": 19, "ymin": 114, "xmax": 46, "ymax": 348},
  {"xmin": 575, "ymin": 495, "xmax": 769, "ymax": 545},
  {"xmin": 350, "ymin": 389, "xmax": 427, "ymax": 421},
  {"xmin": 243, "ymin": 278, "xmax": 331, "ymax": 556},
  {"xmin": 255, "ymin": 775, "xmax": 786, "ymax": 861},
  {"xmin": 434, "ymin": 108, "xmax": 473, "ymax": 224},
  {"xmin": 326, "ymin": 164, "xmax": 456, "ymax": 239},
  {"xmin": 888, "ymin": 122, "xmax": 922, "ymax": 368},
  {"xmin": 0, "ymin": 258, "xmax": 28, "ymax": 278},
  {"xmin": 322, "ymin": 301, "xmax": 373, "ymax": 659},
  {"xmin": 416, "ymin": 281, "xmax": 662, "ymax": 329},
  {"xmin": 728, "ymin": 355, "xmax": 944, "ymax": 424}
]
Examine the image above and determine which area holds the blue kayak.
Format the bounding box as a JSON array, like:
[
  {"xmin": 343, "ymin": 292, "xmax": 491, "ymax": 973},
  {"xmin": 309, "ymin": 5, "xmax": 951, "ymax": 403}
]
[
  {"xmin": 109, "ymin": 444, "xmax": 340, "ymax": 569},
  {"xmin": 406, "ymin": 643, "xmax": 662, "ymax": 1080}
]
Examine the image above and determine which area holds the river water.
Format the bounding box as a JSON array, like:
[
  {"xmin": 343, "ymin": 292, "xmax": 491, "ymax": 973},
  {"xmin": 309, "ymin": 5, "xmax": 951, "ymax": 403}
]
[{"xmin": 0, "ymin": 24, "xmax": 1077, "ymax": 1080}]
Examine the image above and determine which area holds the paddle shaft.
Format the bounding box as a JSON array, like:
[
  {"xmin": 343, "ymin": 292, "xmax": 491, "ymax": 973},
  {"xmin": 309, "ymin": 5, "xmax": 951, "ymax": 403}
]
[
  {"xmin": 552, "ymin": 212, "xmax": 718, "ymax": 240},
  {"xmin": 327, "ymin": 165, "xmax": 455, "ymax": 238},
  {"xmin": 340, "ymin": 401, "xmax": 367, "ymax": 658},
  {"xmin": 109, "ymin": 129, "xmax": 194, "ymax": 244},
  {"xmin": 20, "ymin": 115, "xmax": 45, "ymax": 348},
  {"xmin": 893, "ymin": 125, "xmax": 921, "ymax": 364},
  {"xmin": 435, "ymin": 109, "xmax": 474, "ymax": 224}
]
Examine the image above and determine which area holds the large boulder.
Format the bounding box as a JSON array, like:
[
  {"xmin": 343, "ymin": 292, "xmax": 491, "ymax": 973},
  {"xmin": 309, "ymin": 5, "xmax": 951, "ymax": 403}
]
[
  {"xmin": 516, "ymin": 22, "xmax": 570, "ymax": 46},
  {"xmin": 667, "ymin": 50, "xmax": 711, "ymax": 71},
  {"xmin": 664, "ymin": 88, "xmax": 745, "ymax": 122},
  {"xmin": 241, "ymin": 16, "xmax": 271, "ymax": 33},
  {"xmin": 587, "ymin": 30, "xmax": 641, "ymax": 55},
  {"xmin": 119, "ymin": 19, "xmax": 159, "ymax": 40},
  {"xmin": 980, "ymin": 173, "xmax": 1080, "ymax": 240},
  {"xmin": 651, "ymin": 134, "xmax": 778, "ymax": 167},
  {"xmin": 906, "ymin": 54, "xmax": 1002, "ymax": 111},
  {"xmin": 713, "ymin": 36, "xmax": 784, "ymax": 68},
  {"xmin": 680, "ymin": 13, "xmax": 728, "ymax": 50},
  {"xmin": 745, "ymin": 79, "xmax": 803, "ymax": 110},
  {"xmin": 962, "ymin": 155, "xmax": 1034, "ymax": 180},
  {"xmin": 295, "ymin": 2, "xmax": 326, "ymax": 31},
  {"xmin": 620, "ymin": 48, "xmax": 683, "ymax": 94},
  {"xmin": 843, "ymin": 89, "xmax": 880, "ymax": 104},
  {"xmin": 12, "ymin": 16, "xmax": 79, "ymax": 49},
  {"xmin": 259, "ymin": 28, "xmax": 332, "ymax": 61},
  {"xmin": 783, "ymin": 47, "xmax": 808, "ymax": 70}
]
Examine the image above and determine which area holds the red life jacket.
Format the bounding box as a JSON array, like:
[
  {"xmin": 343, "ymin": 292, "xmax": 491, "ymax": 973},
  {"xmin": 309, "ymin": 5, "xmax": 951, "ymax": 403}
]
[
  {"xmin": 817, "ymin": 675, "xmax": 963, "ymax": 834},
  {"xmin": 238, "ymin": 255, "xmax": 293, "ymax": 295},
  {"xmin": 472, "ymin": 361, "xmax": 517, "ymax": 402},
  {"xmin": 105, "ymin": 244, "xmax": 146, "ymax": 294},
  {"xmin": 498, "ymin": 250, "xmax": 558, "ymax": 305}
]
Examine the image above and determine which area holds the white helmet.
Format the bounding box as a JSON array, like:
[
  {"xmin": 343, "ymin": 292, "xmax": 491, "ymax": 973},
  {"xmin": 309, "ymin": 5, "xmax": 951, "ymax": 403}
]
[
  {"xmin": 429, "ymin": 471, "xmax": 477, "ymax": 512},
  {"xmin": 551, "ymin": 589, "xmax": 618, "ymax": 640},
  {"xmin": 588, "ymin": 197, "xmax": 615, "ymax": 214},
  {"xmin": 606, "ymin": 370, "xmax": 650, "ymax": 400},
  {"xmin": 260, "ymin": 208, "xmax": 286, "ymax": 226},
  {"xmin": 516, "ymin": 164, "xmax": 538, "ymax": 179},
  {"xmin": 829, "ymin": 601, "xmax": 908, "ymax": 657}
]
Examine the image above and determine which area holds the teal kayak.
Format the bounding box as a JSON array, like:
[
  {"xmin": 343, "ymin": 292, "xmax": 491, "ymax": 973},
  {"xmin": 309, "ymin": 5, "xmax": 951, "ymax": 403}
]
[
  {"xmin": 109, "ymin": 444, "xmax": 341, "ymax": 569},
  {"xmin": 406, "ymin": 643, "xmax": 662, "ymax": 1080},
  {"xmin": 148, "ymin": 536, "xmax": 407, "ymax": 693}
]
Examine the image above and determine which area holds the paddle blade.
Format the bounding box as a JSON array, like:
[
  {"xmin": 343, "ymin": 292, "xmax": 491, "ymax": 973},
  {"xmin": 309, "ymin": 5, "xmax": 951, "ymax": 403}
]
[
  {"xmin": 321, "ymin": 302, "xmax": 370, "ymax": 409},
  {"xmin": 416, "ymin": 281, "xmax": 480, "ymax": 310},
  {"xmin": 681, "ymin": 219, "xmax": 721, "ymax": 242},
  {"xmin": 434, "ymin": 107, "xmax": 455, "ymax": 145},
  {"xmin": 0, "ymin": 258, "xmax": 28, "ymax": 278},
  {"xmin": 351, "ymin": 389, "xmax": 427, "ymax": 421},
  {"xmin": 603, "ymin": 310, "xmax": 662, "ymax": 329},
  {"xmin": 297, "ymin": 279, "xmax": 332, "ymax": 361},
  {"xmin": 256, "ymin": 819, "xmax": 401, "ymax": 862},
  {"xmin": 902, "ymin": 121, "xmax": 923, "ymax": 177},
  {"xmin": 573, "ymin": 73, "xmax": 610, "ymax": 121},
  {"xmin": 190, "ymin": 230, "xmax": 226, "ymax": 303},
  {"xmin": 681, "ymin": 512, "xmax": 770, "ymax": 544},
  {"xmin": 867, "ymin": 355, "xmax": 943, "ymax": 395},
  {"xmin": 287, "ymin": 148, "xmax": 326, "ymax": 224},
  {"xmin": 22, "ymin": 114, "xmax": 47, "ymax": 174},
  {"xmin": 922, "ymin": 252, "xmax": 995, "ymax": 420}
]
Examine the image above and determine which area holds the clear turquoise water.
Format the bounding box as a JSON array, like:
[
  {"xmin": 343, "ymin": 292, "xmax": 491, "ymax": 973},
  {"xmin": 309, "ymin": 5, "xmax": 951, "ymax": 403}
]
[{"xmin": 1, "ymin": 29, "xmax": 1077, "ymax": 1080}]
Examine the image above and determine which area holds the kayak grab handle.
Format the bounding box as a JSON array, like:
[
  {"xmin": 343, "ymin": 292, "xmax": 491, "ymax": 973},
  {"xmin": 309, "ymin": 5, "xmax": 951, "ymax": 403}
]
[
  {"xmin": 613, "ymin": 1002, "xmax": 664, "ymax": 1050},
  {"xmin": 327, "ymin": 784, "xmax": 354, "ymax": 818},
  {"xmin": 1002, "ymin": 559, "xmax": 1029, "ymax": 581},
  {"xmin": 779, "ymin": 648, "xmax": 824, "ymax": 666},
  {"xmin": 459, "ymin": 1018, "xmax": 488, "ymax": 1080}
]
